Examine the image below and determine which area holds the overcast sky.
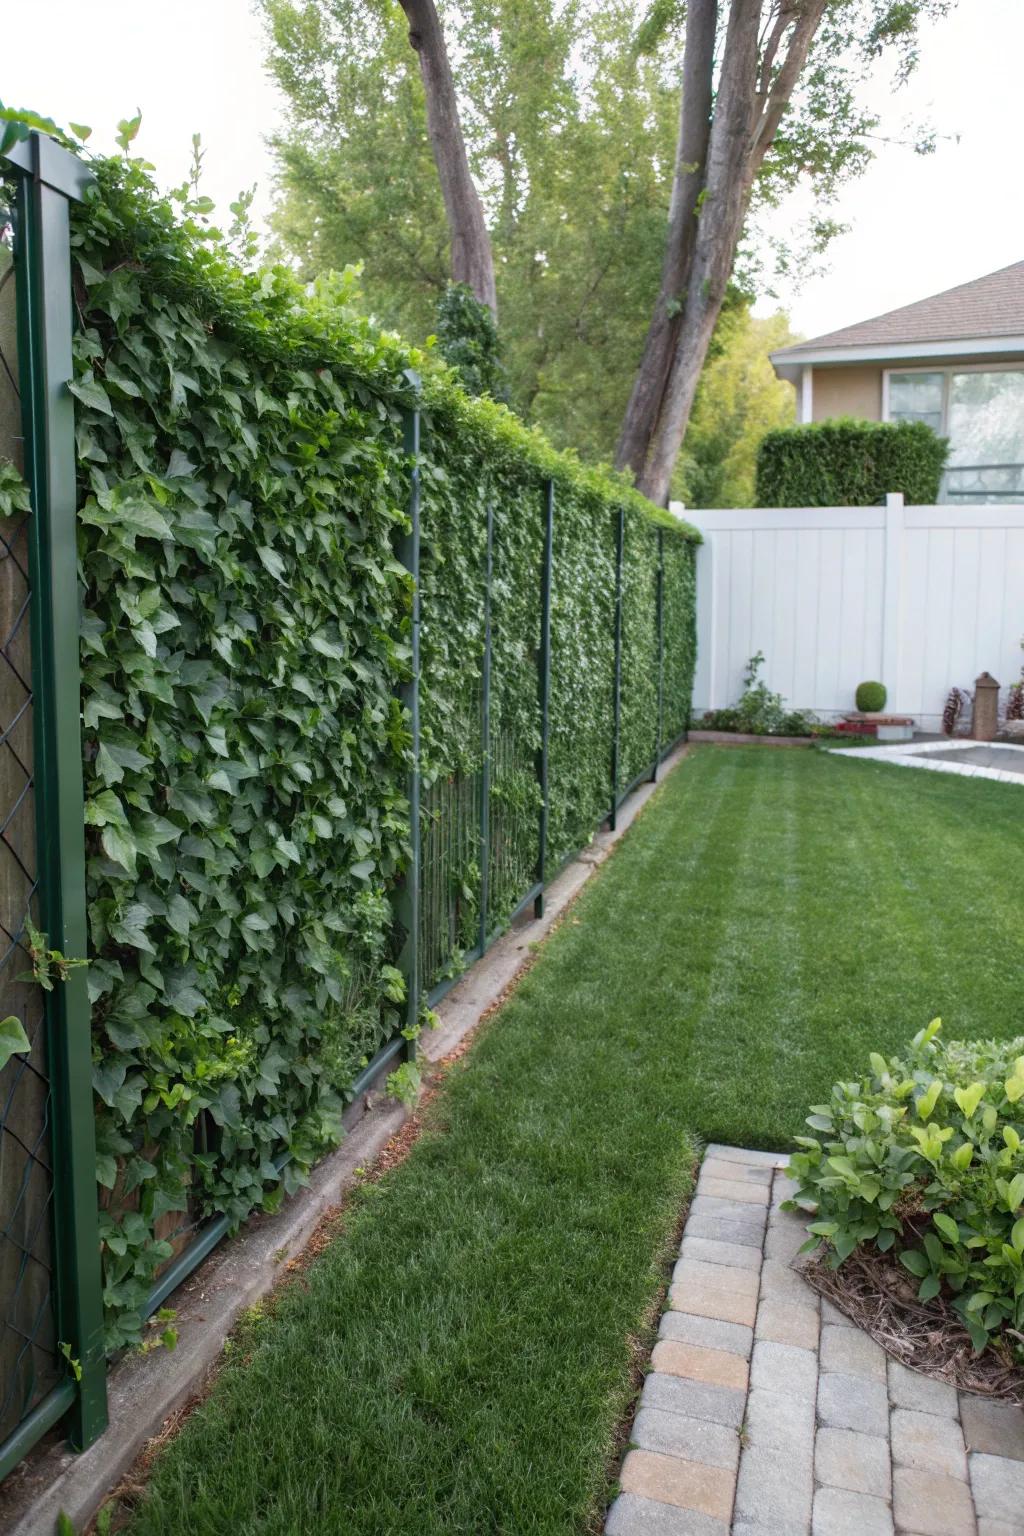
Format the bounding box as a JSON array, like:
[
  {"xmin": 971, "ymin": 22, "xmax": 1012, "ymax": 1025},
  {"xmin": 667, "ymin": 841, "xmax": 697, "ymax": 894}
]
[{"xmin": 7, "ymin": 0, "xmax": 1022, "ymax": 341}]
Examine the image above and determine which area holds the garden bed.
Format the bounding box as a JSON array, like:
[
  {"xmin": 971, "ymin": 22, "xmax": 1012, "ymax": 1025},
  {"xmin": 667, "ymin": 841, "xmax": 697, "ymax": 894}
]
[{"xmin": 804, "ymin": 1249, "xmax": 1024, "ymax": 1403}]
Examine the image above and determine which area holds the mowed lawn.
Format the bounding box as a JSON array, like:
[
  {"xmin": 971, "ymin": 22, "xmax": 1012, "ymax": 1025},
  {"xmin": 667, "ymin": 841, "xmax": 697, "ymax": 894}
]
[{"xmin": 123, "ymin": 747, "xmax": 1024, "ymax": 1535}]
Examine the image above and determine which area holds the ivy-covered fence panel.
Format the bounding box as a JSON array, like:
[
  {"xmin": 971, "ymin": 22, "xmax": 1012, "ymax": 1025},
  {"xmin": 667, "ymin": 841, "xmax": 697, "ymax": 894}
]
[{"xmin": 0, "ymin": 134, "xmax": 700, "ymax": 1478}]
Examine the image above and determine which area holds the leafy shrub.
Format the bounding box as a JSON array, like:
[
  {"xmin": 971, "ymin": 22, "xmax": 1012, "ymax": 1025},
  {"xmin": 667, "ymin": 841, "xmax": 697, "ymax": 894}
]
[
  {"xmin": 786, "ymin": 1019, "xmax": 1024, "ymax": 1355},
  {"xmin": 2, "ymin": 145, "xmax": 699, "ymax": 1346},
  {"xmin": 700, "ymin": 652, "xmax": 815, "ymax": 736},
  {"xmin": 756, "ymin": 418, "xmax": 948, "ymax": 507},
  {"xmin": 434, "ymin": 282, "xmax": 508, "ymax": 401},
  {"xmin": 855, "ymin": 680, "xmax": 887, "ymax": 713}
]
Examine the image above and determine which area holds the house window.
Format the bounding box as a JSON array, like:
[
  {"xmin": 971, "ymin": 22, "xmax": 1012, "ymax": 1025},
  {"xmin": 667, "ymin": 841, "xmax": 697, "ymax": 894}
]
[
  {"xmin": 888, "ymin": 371, "xmax": 944, "ymax": 434},
  {"xmin": 886, "ymin": 367, "xmax": 1024, "ymax": 502}
]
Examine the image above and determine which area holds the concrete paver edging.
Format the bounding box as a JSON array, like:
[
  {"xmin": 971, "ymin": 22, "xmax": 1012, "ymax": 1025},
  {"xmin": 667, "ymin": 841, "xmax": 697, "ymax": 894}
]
[
  {"xmin": 0, "ymin": 745, "xmax": 690, "ymax": 1536},
  {"xmin": 606, "ymin": 1147, "xmax": 1024, "ymax": 1536}
]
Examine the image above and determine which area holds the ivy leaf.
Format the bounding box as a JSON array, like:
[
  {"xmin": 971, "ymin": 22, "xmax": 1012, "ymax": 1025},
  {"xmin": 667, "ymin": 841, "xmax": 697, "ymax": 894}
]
[
  {"xmin": 69, "ymin": 372, "xmax": 114, "ymax": 417},
  {"xmin": 257, "ymin": 545, "xmax": 286, "ymax": 581},
  {"xmin": 108, "ymin": 904, "xmax": 155, "ymax": 953},
  {"xmin": 101, "ymin": 823, "xmax": 139, "ymax": 875},
  {"xmin": 0, "ymin": 1015, "xmax": 31, "ymax": 1071}
]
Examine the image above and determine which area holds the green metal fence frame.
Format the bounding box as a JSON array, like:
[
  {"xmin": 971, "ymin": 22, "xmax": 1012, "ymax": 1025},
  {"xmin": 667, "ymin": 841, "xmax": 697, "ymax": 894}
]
[
  {"xmin": 0, "ymin": 131, "xmax": 108, "ymax": 1480},
  {"xmin": 0, "ymin": 135, "xmax": 689, "ymax": 1480}
]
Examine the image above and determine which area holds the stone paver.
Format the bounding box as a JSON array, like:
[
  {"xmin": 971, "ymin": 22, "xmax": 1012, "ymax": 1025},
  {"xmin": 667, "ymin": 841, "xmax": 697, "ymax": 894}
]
[
  {"xmin": 815, "ymin": 1426, "xmax": 891, "ymax": 1497},
  {"xmin": 892, "ymin": 1467, "xmax": 977, "ymax": 1536},
  {"xmin": 652, "ymin": 1339, "xmax": 749, "ymax": 1391},
  {"xmin": 969, "ymin": 1452, "xmax": 1024, "ymax": 1523},
  {"xmin": 603, "ymin": 1148, "xmax": 1024, "ymax": 1536},
  {"xmin": 631, "ymin": 1408, "xmax": 741, "ymax": 1471},
  {"xmin": 812, "ymin": 1485, "xmax": 894, "ymax": 1535},
  {"xmin": 606, "ymin": 1492, "xmax": 730, "ymax": 1535},
  {"xmin": 680, "ymin": 1236, "xmax": 763, "ymax": 1271},
  {"xmin": 818, "ymin": 1371, "xmax": 890, "ymax": 1435},
  {"xmin": 753, "ymin": 1296, "xmax": 819, "ymax": 1350},
  {"xmin": 749, "ymin": 1339, "xmax": 817, "ymax": 1401},
  {"xmin": 659, "ymin": 1311, "xmax": 752, "ymax": 1358},
  {"xmin": 621, "ymin": 1450, "xmax": 735, "ymax": 1521},
  {"xmin": 819, "ymin": 1322, "xmax": 886, "ymax": 1381},
  {"xmin": 888, "ymin": 1357, "xmax": 960, "ymax": 1417},
  {"xmin": 960, "ymin": 1396, "xmax": 1024, "ymax": 1461},
  {"xmin": 892, "ymin": 1407, "xmax": 968, "ymax": 1480}
]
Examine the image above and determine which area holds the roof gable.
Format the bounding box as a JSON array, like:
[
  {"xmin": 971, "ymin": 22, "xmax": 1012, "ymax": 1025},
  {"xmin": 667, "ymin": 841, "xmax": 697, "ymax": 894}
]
[{"xmin": 774, "ymin": 260, "xmax": 1024, "ymax": 358}]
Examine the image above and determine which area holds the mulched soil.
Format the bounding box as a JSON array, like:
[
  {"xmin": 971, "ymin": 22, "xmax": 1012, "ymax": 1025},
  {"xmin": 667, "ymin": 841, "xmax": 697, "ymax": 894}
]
[{"xmin": 801, "ymin": 1246, "xmax": 1024, "ymax": 1403}]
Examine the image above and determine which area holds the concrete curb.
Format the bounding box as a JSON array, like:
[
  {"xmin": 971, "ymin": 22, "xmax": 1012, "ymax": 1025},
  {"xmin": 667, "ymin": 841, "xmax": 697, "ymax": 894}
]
[{"xmin": 1, "ymin": 744, "xmax": 689, "ymax": 1535}]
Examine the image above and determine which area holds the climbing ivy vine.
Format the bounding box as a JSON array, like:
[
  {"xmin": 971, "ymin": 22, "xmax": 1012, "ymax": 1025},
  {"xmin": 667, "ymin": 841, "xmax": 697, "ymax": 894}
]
[{"xmin": 3, "ymin": 145, "xmax": 698, "ymax": 1349}]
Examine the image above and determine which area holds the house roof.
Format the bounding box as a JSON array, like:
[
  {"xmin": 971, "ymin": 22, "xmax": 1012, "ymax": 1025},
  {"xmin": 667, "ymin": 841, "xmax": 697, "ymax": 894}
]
[{"xmin": 770, "ymin": 260, "xmax": 1024, "ymax": 379}]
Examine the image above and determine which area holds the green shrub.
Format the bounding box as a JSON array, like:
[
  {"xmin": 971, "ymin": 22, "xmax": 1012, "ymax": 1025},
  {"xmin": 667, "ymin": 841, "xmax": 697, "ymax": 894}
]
[
  {"xmin": 756, "ymin": 418, "xmax": 948, "ymax": 507},
  {"xmin": 1, "ymin": 146, "xmax": 698, "ymax": 1346},
  {"xmin": 701, "ymin": 652, "xmax": 815, "ymax": 736},
  {"xmin": 786, "ymin": 1019, "xmax": 1024, "ymax": 1355},
  {"xmin": 434, "ymin": 281, "xmax": 507, "ymax": 400},
  {"xmin": 855, "ymin": 680, "xmax": 887, "ymax": 712}
]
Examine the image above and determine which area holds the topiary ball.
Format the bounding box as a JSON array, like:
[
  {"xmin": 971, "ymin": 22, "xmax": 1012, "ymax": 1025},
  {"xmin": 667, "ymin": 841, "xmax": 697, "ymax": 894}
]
[{"xmin": 856, "ymin": 680, "xmax": 887, "ymax": 713}]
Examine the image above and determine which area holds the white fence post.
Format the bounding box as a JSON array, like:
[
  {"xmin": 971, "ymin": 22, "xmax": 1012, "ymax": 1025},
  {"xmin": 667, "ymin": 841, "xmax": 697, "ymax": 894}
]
[{"xmin": 881, "ymin": 492, "xmax": 904, "ymax": 710}]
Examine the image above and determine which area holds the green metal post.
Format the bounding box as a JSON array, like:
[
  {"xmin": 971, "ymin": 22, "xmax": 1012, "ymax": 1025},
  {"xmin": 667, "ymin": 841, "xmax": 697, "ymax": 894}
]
[
  {"xmin": 651, "ymin": 527, "xmax": 665, "ymax": 782},
  {"xmin": 6, "ymin": 131, "xmax": 107, "ymax": 1450},
  {"xmin": 396, "ymin": 406, "xmax": 421, "ymax": 1052},
  {"xmin": 479, "ymin": 499, "xmax": 493, "ymax": 949},
  {"xmin": 534, "ymin": 479, "xmax": 553, "ymax": 919},
  {"xmin": 609, "ymin": 505, "xmax": 624, "ymax": 830}
]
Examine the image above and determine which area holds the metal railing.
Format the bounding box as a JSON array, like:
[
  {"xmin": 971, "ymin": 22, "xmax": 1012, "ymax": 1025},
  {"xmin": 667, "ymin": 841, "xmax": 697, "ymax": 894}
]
[{"xmin": 0, "ymin": 131, "xmax": 107, "ymax": 1481}]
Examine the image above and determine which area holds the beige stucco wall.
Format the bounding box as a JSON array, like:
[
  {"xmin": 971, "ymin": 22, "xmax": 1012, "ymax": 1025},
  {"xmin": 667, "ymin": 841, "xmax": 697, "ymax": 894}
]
[{"xmin": 811, "ymin": 365, "xmax": 883, "ymax": 422}]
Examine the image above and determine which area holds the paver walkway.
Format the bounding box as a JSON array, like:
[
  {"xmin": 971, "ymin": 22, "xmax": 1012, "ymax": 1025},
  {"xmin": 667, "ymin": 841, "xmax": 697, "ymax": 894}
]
[{"xmin": 605, "ymin": 1146, "xmax": 1024, "ymax": 1536}]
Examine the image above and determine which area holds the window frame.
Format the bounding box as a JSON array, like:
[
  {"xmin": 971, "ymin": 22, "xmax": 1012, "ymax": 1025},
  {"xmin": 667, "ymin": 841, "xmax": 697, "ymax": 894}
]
[{"xmin": 883, "ymin": 361, "xmax": 1024, "ymax": 501}]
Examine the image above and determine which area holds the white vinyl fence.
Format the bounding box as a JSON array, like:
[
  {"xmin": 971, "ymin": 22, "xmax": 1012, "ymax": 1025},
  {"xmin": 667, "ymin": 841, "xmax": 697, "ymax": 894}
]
[{"xmin": 686, "ymin": 495, "xmax": 1024, "ymax": 731}]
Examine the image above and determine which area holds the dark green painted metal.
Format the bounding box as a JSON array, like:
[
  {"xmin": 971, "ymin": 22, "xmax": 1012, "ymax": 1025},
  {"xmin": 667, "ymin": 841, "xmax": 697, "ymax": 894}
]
[
  {"xmin": 426, "ymin": 873, "xmax": 544, "ymax": 1011},
  {"xmin": 534, "ymin": 480, "xmax": 554, "ymax": 918},
  {"xmin": 396, "ymin": 406, "xmax": 421, "ymax": 1055},
  {"xmin": 651, "ymin": 528, "xmax": 665, "ymax": 783},
  {"xmin": 0, "ymin": 1379, "xmax": 76, "ymax": 1484},
  {"xmin": 479, "ymin": 500, "xmax": 493, "ymax": 949},
  {"xmin": 7, "ymin": 131, "xmax": 107, "ymax": 1454},
  {"xmin": 609, "ymin": 506, "xmax": 625, "ymax": 831}
]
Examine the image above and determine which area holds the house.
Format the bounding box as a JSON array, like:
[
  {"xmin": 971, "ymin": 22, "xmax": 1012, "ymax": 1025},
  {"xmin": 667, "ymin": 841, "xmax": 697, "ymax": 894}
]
[{"xmin": 770, "ymin": 261, "xmax": 1024, "ymax": 502}]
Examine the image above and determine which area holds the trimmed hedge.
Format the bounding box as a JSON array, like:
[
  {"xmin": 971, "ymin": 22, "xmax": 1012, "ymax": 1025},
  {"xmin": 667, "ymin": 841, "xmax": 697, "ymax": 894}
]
[
  {"xmin": 0, "ymin": 150, "xmax": 698, "ymax": 1347},
  {"xmin": 756, "ymin": 418, "xmax": 948, "ymax": 507}
]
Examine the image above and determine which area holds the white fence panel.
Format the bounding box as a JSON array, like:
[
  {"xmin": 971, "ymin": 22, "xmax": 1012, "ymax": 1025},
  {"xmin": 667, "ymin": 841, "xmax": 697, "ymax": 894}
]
[{"xmin": 686, "ymin": 497, "xmax": 1024, "ymax": 730}]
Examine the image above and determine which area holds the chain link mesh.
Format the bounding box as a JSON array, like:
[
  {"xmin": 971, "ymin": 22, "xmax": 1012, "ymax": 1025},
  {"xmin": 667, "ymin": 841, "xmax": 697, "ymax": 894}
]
[{"xmin": 0, "ymin": 246, "xmax": 61, "ymax": 1448}]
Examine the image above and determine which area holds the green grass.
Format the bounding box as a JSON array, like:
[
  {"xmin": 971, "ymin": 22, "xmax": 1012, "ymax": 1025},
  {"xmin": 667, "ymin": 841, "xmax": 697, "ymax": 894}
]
[{"xmin": 123, "ymin": 747, "xmax": 1024, "ymax": 1533}]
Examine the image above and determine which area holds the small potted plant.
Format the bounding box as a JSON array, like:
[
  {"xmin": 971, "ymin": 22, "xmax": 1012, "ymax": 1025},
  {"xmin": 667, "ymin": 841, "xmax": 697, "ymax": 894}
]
[{"xmin": 855, "ymin": 680, "xmax": 887, "ymax": 714}]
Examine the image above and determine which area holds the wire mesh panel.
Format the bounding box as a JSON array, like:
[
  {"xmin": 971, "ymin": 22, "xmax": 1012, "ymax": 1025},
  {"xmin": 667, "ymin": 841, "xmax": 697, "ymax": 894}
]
[{"xmin": 0, "ymin": 247, "xmax": 61, "ymax": 1448}]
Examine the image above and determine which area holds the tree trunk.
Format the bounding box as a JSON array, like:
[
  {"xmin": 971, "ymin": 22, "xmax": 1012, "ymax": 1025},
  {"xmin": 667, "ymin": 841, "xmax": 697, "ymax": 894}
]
[
  {"xmin": 614, "ymin": 0, "xmax": 717, "ymax": 479},
  {"xmin": 637, "ymin": 0, "xmax": 764, "ymax": 504},
  {"xmin": 399, "ymin": 0, "xmax": 498, "ymax": 315},
  {"xmin": 631, "ymin": 0, "xmax": 830, "ymax": 505}
]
